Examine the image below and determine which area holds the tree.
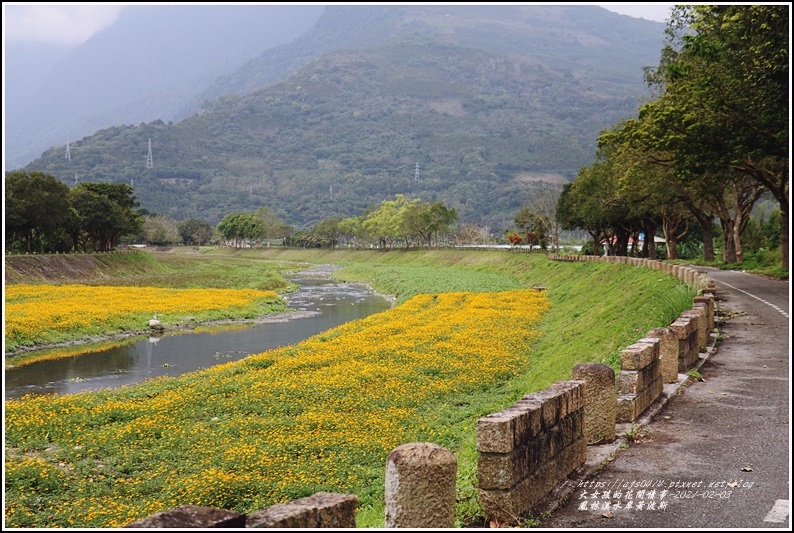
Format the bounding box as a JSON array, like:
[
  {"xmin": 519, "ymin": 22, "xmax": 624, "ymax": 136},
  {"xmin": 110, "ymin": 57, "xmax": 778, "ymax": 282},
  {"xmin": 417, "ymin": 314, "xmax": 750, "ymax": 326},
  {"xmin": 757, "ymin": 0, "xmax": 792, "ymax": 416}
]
[
  {"xmin": 143, "ymin": 215, "xmax": 181, "ymax": 245},
  {"xmin": 506, "ymin": 231, "xmax": 523, "ymax": 247},
  {"xmin": 216, "ymin": 212, "xmax": 248, "ymax": 248},
  {"xmin": 643, "ymin": 5, "xmax": 789, "ymax": 268},
  {"xmin": 312, "ymin": 217, "xmax": 342, "ymax": 248},
  {"xmin": 255, "ymin": 206, "xmax": 290, "ymax": 247},
  {"xmin": 178, "ymin": 218, "xmax": 214, "ymax": 246},
  {"xmin": 362, "ymin": 194, "xmax": 419, "ymax": 248},
  {"xmin": 72, "ymin": 182, "xmax": 142, "ymax": 251},
  {"xmin": 556, "ymin": 151, "xmax": 632, "ymax": 256},
  {"xmin": 338, "ymin": 216, "xmax": 366, "ymax": 248},
  {"xmin": 5, "ymin": 171, "xmax": 71, "ymax": 253},
  {"xmin": 402, "ymin": 201, "xmax": 458, "ymax": 248}
]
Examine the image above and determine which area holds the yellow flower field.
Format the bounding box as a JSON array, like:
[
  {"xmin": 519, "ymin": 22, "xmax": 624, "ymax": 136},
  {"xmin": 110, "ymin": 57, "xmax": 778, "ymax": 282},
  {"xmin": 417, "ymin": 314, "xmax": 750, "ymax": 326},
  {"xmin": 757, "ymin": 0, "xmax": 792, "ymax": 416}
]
[
  {"xmin": 5, "ymin": 284, "xmax": 281, "ymax": 351},
  {"xmin": 5, "ymin": 289, "xmax": 549, "ymax": 528}
]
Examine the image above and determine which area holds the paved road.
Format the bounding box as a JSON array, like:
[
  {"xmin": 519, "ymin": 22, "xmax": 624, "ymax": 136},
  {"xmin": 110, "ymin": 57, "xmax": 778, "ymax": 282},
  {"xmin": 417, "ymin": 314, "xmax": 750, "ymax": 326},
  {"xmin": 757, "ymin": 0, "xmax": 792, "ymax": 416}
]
[{"xmin": 540, "ymin": 268, "xmax": 790, "ymax": 529}]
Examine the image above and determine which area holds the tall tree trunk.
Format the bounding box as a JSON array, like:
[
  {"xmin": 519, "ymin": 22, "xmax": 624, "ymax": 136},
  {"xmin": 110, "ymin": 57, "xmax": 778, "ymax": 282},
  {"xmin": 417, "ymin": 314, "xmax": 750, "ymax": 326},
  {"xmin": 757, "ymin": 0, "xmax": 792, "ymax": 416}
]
[
  {"xmin": 589, "ymin": 231, "xmax": 601, "ymax": 255},
  {"xmin": 780, "ymin": 201, "xmax": 789, "ymax": 271},
  {"xmin": 693, "ymin": 210, "xmax": 715, "ymax": 262},
  {"xmin": 662, "ymin": 213, "xmax": 688, "ymax": 261},
  {"xmin": 642, "ymin": 220, "xmax": 658, "ymax": 259},
  {"xmin": 735, "ymin": 159, "xmax": 788, "ymax": 271},
  {"xmin": 720, "ymin": 217, "xmax": 738, "ymax": 263},
  {"xmin": 702, "ymin": 220, "xmax": 715, "ymax": 262}
]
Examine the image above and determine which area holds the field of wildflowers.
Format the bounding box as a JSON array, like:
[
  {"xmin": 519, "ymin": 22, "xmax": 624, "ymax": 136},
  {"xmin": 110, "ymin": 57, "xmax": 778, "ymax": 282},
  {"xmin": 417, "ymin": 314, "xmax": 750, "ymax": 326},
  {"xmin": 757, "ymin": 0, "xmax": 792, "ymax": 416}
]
[
  {"xmin": 5, "ymin": 284, "xmax": 283, "ymax": 353},
  {"xmin": 4, "ymin": 249, "xmax": 699, "ymax": 527},
  {"xmin": 5, "ymin": 288, "xmax": 549, "ymax": 527}
]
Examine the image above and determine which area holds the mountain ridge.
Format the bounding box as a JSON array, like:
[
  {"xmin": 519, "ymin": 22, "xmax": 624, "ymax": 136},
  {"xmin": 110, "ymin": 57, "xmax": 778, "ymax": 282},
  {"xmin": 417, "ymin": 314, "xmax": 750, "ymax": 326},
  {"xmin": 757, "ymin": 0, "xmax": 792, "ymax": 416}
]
[{"xmin": 14, "ymin": 5, "xmax": 666, "ymax": 230}]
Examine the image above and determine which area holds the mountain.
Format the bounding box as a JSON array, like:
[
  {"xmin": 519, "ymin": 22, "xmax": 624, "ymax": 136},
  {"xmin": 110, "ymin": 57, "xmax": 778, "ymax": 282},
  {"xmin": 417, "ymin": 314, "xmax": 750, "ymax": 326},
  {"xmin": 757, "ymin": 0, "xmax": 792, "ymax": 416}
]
[
  {"xmin": 18, "ymin": 5, "xmax": 666, "ymax": 230},
  {"xmin": 4, "ymin": 4, "xmax": 323, "ymax": 169}
]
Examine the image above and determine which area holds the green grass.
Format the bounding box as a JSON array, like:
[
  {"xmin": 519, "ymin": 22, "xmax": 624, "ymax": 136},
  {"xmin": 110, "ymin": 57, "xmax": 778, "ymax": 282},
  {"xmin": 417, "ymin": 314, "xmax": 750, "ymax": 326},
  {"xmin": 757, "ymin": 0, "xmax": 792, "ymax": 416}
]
[{"xmin": 4, "ymin": 247, "xmax": 701, "ymax": 527}]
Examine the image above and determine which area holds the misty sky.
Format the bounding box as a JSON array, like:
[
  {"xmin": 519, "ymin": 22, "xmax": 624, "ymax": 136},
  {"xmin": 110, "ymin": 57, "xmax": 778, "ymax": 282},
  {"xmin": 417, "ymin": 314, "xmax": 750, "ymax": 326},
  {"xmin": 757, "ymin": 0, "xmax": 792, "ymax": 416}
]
[{"xmin": 3, "ymin": 3, "xmax": 675, "ymax": 46}]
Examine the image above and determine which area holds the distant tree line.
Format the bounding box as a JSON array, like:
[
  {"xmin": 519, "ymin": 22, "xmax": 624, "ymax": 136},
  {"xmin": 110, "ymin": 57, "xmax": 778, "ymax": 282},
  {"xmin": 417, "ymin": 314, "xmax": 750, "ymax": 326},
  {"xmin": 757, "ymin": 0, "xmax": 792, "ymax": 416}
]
[
  {"xmin": 557, "ymin": 5, "xmax": 788, "ymax": 270},
  {"xmin": 4, "ymin": 171, "xmax": 218, "ymax": 253},
  {"xmin": 213, "ymin": 195, "xmax": 459, "ymax": 250},
  {"xmin": 283, "ymin": 194, "xmax": 459, "ymax": 249},
  {"xmin": 5, "ymin": 172, "xmax": 143, "ymax": 253}
]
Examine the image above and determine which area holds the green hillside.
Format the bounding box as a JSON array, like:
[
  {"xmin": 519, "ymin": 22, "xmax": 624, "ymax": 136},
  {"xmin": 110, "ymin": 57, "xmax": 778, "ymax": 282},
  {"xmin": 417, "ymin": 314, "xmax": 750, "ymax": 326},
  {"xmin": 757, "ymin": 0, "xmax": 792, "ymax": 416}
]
[{"xmin": 21, "ymin": 5, "xmax": 664, "ymax": 230}]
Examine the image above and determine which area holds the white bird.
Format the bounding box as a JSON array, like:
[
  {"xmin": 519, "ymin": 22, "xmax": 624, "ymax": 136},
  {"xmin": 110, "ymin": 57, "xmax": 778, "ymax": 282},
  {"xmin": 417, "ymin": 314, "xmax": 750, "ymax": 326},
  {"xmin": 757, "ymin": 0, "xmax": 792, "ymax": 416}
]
[{"xmin": 149, "ymin": 312, "xmax": 161, "ymax": 327}]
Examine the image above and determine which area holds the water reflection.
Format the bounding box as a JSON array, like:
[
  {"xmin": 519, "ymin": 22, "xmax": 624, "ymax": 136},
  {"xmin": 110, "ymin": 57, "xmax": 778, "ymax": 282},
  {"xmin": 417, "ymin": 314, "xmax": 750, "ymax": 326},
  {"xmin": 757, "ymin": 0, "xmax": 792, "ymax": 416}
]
[{"xmin": 4, "ymin": 268, "xmax": 391, "ymax": 400}]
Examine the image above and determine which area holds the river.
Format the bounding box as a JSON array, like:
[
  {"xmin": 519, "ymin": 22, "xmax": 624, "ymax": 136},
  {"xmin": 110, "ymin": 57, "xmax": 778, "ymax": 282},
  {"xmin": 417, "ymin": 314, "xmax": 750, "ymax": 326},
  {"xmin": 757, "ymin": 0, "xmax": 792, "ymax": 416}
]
[{"xmin": 4, "ymin": 266, "xmax": 392, "ymax": 400}]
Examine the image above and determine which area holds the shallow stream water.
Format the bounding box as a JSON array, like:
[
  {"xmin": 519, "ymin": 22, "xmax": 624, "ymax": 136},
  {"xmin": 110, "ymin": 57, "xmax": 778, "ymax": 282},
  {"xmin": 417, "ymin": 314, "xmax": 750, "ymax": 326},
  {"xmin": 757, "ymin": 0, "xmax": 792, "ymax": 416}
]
[{"xmin": 4, "ymin": 266, "xmax": 391, "ymax": 400}]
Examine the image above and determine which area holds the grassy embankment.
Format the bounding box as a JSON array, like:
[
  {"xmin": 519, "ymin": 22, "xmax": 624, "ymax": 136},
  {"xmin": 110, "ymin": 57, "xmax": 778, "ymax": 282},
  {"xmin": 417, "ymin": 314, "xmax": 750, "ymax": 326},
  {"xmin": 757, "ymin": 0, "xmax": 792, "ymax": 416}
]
[{"xmin": 4, "ymin": 248, "xmax": 698, "ymax": 528}]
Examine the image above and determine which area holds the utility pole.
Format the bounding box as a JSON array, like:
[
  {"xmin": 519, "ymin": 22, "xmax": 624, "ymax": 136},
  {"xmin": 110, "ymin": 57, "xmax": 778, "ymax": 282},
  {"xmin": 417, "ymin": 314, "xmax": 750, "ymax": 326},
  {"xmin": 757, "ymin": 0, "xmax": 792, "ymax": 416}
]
[
  {"xmin": 330, "ymin": 184, "xmax": 334, "ymax": 199},
  {"xmin": 65, "ymin": 138, "xmax": 71, "ymax": 161},
  {"xmin": 146, "ymin": 138, "xmax": 153, "ymax": 169},
  {"xmin": 415, "ymin": 162, "xmax": 420, "ymax": 181}
]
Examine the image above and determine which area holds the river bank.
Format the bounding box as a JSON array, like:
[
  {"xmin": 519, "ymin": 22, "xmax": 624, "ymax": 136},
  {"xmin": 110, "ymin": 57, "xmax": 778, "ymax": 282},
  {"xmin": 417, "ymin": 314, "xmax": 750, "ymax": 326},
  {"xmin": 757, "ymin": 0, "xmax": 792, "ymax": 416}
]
[{"xmin": 5, "ymin": 248, "xmax": 701, "ymax": 528}]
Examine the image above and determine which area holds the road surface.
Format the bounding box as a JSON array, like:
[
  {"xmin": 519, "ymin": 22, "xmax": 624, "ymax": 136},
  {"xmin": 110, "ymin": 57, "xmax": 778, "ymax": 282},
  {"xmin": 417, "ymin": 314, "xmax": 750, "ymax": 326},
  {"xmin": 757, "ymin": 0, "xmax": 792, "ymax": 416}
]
[{"xmin": 539, "ymin": 268, "xmax": 790, "ymax": 529}]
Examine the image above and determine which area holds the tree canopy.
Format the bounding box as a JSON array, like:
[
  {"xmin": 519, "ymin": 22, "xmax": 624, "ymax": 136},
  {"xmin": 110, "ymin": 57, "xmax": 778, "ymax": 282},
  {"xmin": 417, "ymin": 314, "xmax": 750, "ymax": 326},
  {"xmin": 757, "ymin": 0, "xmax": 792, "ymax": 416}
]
[
  {"xmin": 557, "ymin": 5, "xmax": 788, "ymax": 268},
  {"xmin": 5, "ymin": 172, "xmax": 143, "ymax": 253}
]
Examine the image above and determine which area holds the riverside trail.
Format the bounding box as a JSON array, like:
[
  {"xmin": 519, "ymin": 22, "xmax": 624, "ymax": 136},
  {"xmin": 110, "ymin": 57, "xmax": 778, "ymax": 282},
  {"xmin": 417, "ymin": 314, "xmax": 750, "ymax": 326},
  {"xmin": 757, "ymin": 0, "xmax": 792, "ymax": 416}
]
[{"xmin": 539, "ymin": 267, "xmax": 790, "ymax": 529}]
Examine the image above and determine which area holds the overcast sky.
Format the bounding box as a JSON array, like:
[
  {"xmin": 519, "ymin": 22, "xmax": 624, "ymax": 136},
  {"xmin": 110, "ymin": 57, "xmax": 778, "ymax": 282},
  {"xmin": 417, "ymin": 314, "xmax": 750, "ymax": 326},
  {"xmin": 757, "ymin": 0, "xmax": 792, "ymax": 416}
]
[{"xmin": 3, "ymin": 3, "xmax": 675, "ymax": 46}]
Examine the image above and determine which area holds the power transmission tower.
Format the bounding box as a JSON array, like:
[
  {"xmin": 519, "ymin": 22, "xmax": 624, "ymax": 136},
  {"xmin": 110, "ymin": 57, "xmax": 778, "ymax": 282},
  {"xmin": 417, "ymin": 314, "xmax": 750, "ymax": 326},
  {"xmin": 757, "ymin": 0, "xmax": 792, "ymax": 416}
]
[
  {"xmin": 65, "ymin": 139, "xmax": 71, "ymax": 161},
  {"xmin": 415, "ymin": 162, "xmax": 419, "ymax": 181},
  {"xmin": 146, "ymin": 138, "xmax": 153, "ymax": 169},
  {"xmin": 329, "ymin": 184, "xmax": 334, "ymax": 199},
  {"xmin": 74, "ymin": 173, "xmax": 79, "ymax": 185}
]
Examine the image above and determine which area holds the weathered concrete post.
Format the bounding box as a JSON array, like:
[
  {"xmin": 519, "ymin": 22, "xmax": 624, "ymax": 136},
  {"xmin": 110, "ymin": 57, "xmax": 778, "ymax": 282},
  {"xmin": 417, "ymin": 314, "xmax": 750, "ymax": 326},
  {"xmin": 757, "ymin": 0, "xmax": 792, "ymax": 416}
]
[
  {"xmin": 694, "ymin": 294, "xmax": 715, "ymax": 332},
  {"xmin": 124, "ymin": 505, "xmax": 246, "ymax": 528},
  {"xmin": 681, "ymin": 307, "xmax": 708, "ymax": 353},
  {"xmin": 645, "ymin": 327, "xmax": 680, "ymax": 383},
  {"xmin": 384, "ymin": 443, "xmax": 457, "ymax": 528},
  {"xmin": 246, "ymin": 492, "xmax": 358, "ymax": 528},
  {"xmin": 617, "ymin": 339, "xmax": 662, "ymax": 422},
  {"xmin": 571, "ymin": 363, "xmax": 616, "ymax": 444}
]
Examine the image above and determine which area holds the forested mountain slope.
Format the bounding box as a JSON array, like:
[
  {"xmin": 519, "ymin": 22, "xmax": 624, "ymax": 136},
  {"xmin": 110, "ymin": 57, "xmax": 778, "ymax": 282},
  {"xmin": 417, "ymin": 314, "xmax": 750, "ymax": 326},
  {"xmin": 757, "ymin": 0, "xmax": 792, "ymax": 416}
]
[{"xmin": 19, "ymin": 5, "xmax": 665, "ymax": 229}]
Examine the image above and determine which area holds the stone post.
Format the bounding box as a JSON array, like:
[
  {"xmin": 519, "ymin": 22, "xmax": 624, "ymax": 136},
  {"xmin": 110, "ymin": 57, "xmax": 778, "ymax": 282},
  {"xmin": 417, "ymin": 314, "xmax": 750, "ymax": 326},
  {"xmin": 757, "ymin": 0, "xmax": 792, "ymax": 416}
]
[
  {"xmin": 124, "ymin": 505, "xmax": 246, "ymax": 528},
  {"xmin": 571, "ymin": 363, "xmax": 616, "ymax": 444},
  {"xmin": 694, "ymin": 294, "xmax": 714, "ymax": 332},
  {"xmin": 246, "ymin": 492, "xmax": 358, "ymax": 528},
  {"xmin": 645, "ymin": 327, "xmax": 679, "ymax": 383},
  {"xmin": 385, "ymin": 443, "xmax": 457, "ymax": 528},
  {"xmin": 616, "ymin": 339, "xmax": 662, "ymax": 423},
  {"xmin": 681, "ymin": 308, "xmax": 707, "ymax": 352}
]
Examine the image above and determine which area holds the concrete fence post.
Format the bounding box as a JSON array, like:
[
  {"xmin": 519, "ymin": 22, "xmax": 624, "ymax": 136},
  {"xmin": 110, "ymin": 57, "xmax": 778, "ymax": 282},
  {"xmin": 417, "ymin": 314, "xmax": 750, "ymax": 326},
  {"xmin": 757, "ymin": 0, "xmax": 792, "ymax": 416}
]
[
  {"xmin": 694, "ymin": 294, "xmax": 715, "ymax": 332},
  {"xmin": 571, "ymin": 363, "xmax": 616, "ymax": 444},
  {"xmin": 645, "ymin": 327, "xmax": 680, "ymax": 383},
  {"xmin": 616, "ymin": 339, "xmax": 662, "ymax": 423},
  {"xmin": 124, "ymin": 505, "xmax": 246, "ymax": 528},
  {"xmin": 246, "ymin": 492, "xmax": 358, "ymax": 528},
  {"xmin": 681, "ymin": 307, "xmax": 708, "ymax": 353},
  {"xmin": 384, "ymin": 442, "xmax": 457, "ymax": 528}
]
